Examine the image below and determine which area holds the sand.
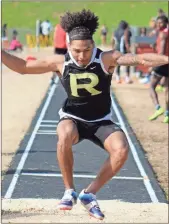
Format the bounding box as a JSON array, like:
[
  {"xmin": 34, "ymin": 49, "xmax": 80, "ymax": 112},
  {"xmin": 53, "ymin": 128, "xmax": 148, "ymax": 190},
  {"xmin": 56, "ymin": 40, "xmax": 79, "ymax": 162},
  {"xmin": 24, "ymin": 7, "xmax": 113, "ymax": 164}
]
[{"xmin": 2, "ymin": 199, "xmax": 168, "ymax": 223}]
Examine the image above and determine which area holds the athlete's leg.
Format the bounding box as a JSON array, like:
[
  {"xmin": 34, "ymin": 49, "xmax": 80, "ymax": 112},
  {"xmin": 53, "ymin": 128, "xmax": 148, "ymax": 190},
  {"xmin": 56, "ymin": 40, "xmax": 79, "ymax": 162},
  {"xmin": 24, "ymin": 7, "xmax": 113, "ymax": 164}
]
[
  {"xmin": 149, "ymin": 70, "xmax": 165, "ymax": 120},
  {"xmin": 163, "ymin": 77, "xmax": 169, "ymax": 123},
  {"xmin": 125, "ymin": 66, "xmax": 133, "ymax": 84},
  {"xmin": 126, "ymin": 66, "xmax": 130, "ymax": 77},
  {"xmin": 160, "ymin": 76, "xmax": 166, "ymax": 87},
  {"xmin": 57, "ymin": 119, "xmax": 79, "ymax": 190},
  {"xmin": 116, "ymin": 65, "xmax": 121, "ymax": 83},
  {"xmin": 79, "ymin": 124, "xmax": 128, "ymax": 220},
  {"xmin": 57, "ymin": 119, "xmax": 80, "ymax": 210},
  {"xmin": 149, "ymin": 72, "xmax": 162, "ymax": 106},
  {"xmin": 164, "ymin": 77, "xmax": 169, "ymax": 110},
  {"xmin": 85, "ymin": 130, "xmax": 129, "ymax": 194}
]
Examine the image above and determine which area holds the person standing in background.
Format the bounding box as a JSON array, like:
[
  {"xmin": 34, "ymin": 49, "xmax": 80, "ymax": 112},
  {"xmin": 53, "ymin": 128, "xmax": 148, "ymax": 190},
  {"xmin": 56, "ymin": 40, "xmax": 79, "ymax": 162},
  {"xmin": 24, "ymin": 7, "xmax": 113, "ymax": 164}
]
[
  {"xmin": 53, "ymin": 23, "xmax": 67, "ymax": 55},
  {"xmin": 9, "ymin": 30, "xmax": 23, "ymax": 52},
  {"xmin": 148, "ymin": 17, "xmax": 158, "ymax": 37},
  {"xmin": 36, "ymin": 19, "xmax": 41, "ymax": 50},
  {"xmin": 114, "ymin": 21, "xmax": 133, "ymax": 84},
  {"xmin": 139, "ymin": 27, "xmax": 147, "ymax": 37},
  {"xmin": 1, "ymin": 24, "xmax": 9, "ymax": 49},
  {"xmin": 2, "ymin": 24, "xmax": 8, "ymax": 41},
  {"xmin": 40, "ymin": 19, "xmax": 52, "ymax": 46},
  {"xmin": 100, "ymin": 24, "xmax": 108, "ymax": 45},
  {"xmin": 149, "ymin": 16, "xmax": 169, "ymax": 123},
  {"xmin": 50, "ymin": 21, "xmax": 67, "ymax": 85},
  {"xmin": 157, "ymin": 8, "xmax": 166, "ymax": 17}
]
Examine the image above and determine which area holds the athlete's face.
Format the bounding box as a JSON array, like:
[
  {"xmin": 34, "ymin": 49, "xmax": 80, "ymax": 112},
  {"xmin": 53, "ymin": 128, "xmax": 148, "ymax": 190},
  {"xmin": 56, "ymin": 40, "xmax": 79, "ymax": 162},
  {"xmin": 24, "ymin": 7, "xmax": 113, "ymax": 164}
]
[
  {"xmin": 69, "ymin": 40, "xmax": 94, "ymax": 67},
  {"xmin": 157, "ymin": 19, "xmax": 166, "ymax": 30}
]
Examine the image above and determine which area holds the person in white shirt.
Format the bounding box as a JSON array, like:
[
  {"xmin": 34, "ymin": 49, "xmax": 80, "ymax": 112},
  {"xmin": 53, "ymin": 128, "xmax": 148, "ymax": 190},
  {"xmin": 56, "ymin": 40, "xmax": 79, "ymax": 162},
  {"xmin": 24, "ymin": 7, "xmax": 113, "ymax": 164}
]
[{"xmin": 40, "ymin": 20, "xmax": 52, "ymax": 46}]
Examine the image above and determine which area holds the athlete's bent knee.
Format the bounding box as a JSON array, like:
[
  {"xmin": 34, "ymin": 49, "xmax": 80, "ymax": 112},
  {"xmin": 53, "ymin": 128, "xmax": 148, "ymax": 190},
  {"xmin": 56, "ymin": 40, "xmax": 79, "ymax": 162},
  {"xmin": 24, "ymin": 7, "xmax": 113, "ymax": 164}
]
[
  {"xmin": 57, "ymin": 132, "xmax": 73, "ymax": 153},
  {"xmin": 110, "ymin": 140, "xmax": 129, "ymax": 159}
]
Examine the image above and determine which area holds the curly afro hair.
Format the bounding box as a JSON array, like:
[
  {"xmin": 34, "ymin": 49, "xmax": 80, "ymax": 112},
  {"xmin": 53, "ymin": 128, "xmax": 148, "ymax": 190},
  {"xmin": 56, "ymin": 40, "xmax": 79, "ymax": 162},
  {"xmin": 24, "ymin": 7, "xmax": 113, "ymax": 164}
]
[{"xmin": 60, "ymin": 9, "xmax": 99, "ymax": 36}]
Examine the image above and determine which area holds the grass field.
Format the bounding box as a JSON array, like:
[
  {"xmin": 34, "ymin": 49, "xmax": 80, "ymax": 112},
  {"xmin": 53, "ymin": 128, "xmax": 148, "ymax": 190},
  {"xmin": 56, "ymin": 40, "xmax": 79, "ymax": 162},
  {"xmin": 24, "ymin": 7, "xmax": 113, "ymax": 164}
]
[{"xmin": 2, "ymin": 1, "xmax": 168, "ymax": 44}]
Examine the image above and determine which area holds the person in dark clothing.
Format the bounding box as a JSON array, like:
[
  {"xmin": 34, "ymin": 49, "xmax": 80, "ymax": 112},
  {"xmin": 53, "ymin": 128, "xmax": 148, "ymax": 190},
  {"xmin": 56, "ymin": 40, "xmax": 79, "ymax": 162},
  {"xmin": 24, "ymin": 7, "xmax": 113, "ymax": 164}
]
[
  {"xmin": 1, "ymin": 24, "xmax": 9, "ymax": 49},
  {"xmin": 2, "ymin": 24, "xmax": 8, "ymax": 40},
  {"xmin": 149, "ymin": 16, "xmax": 169, "ymax": 123},
  {"xmin": 100, "ymin": 24, "xmax": 108, "ymax": 45},
  {"xmin": 113, "ymin": 21, "xmax": 133, "ymax": 83}
]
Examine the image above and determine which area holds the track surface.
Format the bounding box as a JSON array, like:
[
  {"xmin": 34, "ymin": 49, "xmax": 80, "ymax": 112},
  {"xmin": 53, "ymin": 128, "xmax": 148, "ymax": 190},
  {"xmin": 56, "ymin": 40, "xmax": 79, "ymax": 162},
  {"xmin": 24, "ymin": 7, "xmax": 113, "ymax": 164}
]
[{"xmin": 2, "ymin": 78, "xmax": 166, "ymax": 203}]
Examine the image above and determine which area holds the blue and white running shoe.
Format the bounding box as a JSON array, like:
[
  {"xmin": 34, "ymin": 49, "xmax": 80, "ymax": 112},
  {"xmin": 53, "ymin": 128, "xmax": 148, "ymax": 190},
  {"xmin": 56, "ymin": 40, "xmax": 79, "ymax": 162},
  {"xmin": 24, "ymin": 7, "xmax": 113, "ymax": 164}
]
[
  {"xmin": 57, "ymin": 189, "xmax": 78, "ymax": 210},
  {"xmin": 79, "ymin": 189, "xmax": 105, "ymax": 220}
]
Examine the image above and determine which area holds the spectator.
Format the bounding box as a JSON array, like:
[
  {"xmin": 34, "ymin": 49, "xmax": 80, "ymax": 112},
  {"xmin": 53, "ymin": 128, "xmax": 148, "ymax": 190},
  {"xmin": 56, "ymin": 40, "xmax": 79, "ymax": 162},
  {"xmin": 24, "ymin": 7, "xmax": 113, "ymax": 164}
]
[
  {"xmin": 139, "ymin": 27, "xmax": 147, "ymax": 37},
  {"xmin": 1, "ymin": 24, "xmax": 9, "ymax": 49},
  {"xmin": 1, "ymin": 23, "xmax": 8, "ymax": 41},
  {"xmin": 51, "ymin": 22, "xmax": 67, "ymax": 85},
  {"xmin": 39, "ymin": 20, "xmax": 43, "ymax": 36},
  {"xmin": 9, "ymin": 29, "xmax": 23, "ymax": 51},
  {"xmin": 114, "ymin": 20, "xmax": 133, "ymax": 84},
  {"xmin": 136, "ymin": 27, "xmax": 151, "ymax": 84},
  {"xmin": 157, "ymin": 8, "xmax": 166, "ymax": 17},
  {"xmin": 53, "ymin": 23, "xmax": 67, "ymax": 55},
  {"xmin": 149, "ymin": 16, "xmax": 169, "ymax": 123},
  {"xmin": 40, "ymin": 19, "xmax": 52, "ymax": 46},
  {"xmin": 36, "ymin": 19, "xmax": 43, "ymax": 48},
  {"xmin": 148, "ymin": 17, "xmax": 158, "ymax": 37},
  {"xmin": 100, "ymin": 24, "xmax": 108, "ymax": 45},
  {"xmin": 149, "ymin": 9, "xmax": 167, "ymax": 35}
]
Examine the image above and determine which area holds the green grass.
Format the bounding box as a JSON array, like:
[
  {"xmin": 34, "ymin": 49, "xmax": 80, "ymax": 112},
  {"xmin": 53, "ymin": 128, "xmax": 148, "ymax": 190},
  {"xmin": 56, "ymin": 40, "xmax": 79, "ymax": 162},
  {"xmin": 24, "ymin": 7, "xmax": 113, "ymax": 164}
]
[{"xmin": 2, "ymin": 1, "xmax": 168, "ymax": 44}]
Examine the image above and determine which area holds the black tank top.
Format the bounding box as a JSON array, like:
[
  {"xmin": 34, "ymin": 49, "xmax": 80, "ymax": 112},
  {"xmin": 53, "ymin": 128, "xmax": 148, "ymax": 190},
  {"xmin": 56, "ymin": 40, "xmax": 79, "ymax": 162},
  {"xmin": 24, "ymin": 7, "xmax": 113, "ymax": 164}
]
[{"xmin": 60, "ymin": 48, "xmax": 112, "ymax": 120}]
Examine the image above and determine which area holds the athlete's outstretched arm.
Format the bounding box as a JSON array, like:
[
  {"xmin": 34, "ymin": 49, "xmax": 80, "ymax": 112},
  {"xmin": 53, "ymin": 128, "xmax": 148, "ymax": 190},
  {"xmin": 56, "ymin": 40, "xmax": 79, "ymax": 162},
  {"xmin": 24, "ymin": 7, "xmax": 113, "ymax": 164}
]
[
  {"xmin": 2, "ymin": 50, "xmax": 63, "ymax": 75},
  {"xmin": 114, "ymin": 51, "xmax": 168, "ymax": 67}
]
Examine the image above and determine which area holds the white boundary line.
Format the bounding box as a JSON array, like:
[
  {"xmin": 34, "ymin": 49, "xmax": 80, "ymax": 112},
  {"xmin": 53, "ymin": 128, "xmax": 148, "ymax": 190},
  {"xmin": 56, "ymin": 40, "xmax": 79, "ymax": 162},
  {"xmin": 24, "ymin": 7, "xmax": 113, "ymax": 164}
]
[
  {"xmin": 37, "ymin": 131, "xmax": 56, "ymax": 135},
  {"xmin": 4, "ymin": 79, "xmax": 159, "ymax": 202},
  {"xmin": 21, "ymin": 172, "xmax": 143, "ymax": 180},
  {"xmin": 37, "ymin": 133, "xmax": 56, "ymax": 135},
  {"xmin": 39, "ymin": 124, "xmax": 57, "ymax": 127},
  {"xmin": 4, "ymin": 77, "xmax": 59, "ymax": 199},
  {"xmin": 42, "ymin": 120, "xmax": 59, "ymax": 123},
  {"xmin": 111, "ymin": 94, "xmax": 159, "ymax": 203},
  {"xmin": 37, "ymin": 130, "xmax": 56, "ymax": 133}
]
